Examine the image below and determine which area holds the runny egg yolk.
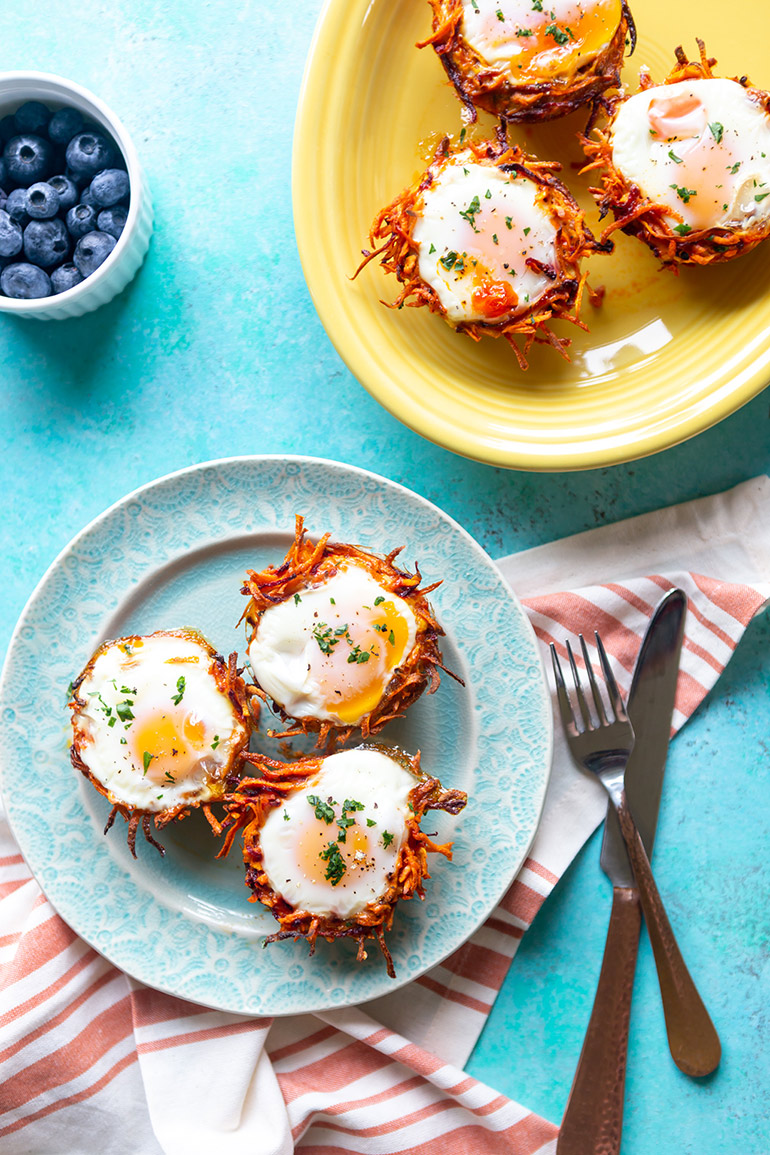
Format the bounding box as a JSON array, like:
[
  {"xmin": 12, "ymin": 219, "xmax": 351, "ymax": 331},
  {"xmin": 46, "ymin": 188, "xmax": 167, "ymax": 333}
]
[
  {"xmin": 311, "ymin": 598, "xmax": 411, "ymax": 724},
  {"xmin": 297, "ymin": 821, "xmax": 371, "ymax": 886},
  {"xmin": 462, "ymin": 0, "xmax": 623, "ymax": 82},
  {"xmin": 131, "ymin": 708, "xmax": 208, "ymax": 785}
]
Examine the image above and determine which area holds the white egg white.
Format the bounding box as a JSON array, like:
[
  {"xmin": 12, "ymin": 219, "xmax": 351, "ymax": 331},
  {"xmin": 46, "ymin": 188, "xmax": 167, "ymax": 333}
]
[
  {"xmin": 611, "ymin": 78, "xmax": 770, "ymax": 232},
  {"xmin": 412, "ymin": 156, "xmax": 558, "ymax": 324},
  {"xmin": 259, "ymin": 747, "xmax": 416, "ymax": 919},
  {"xmin": 72, "ymin": 633, "xmax": 246, "ymax": 813},
  {"xmin": 461, "ymin": 0, "xmax": 623, "ymax": 80},
  {"xmin": 247, "ymin": 565, "xmax": 418, "ymax": 726}
]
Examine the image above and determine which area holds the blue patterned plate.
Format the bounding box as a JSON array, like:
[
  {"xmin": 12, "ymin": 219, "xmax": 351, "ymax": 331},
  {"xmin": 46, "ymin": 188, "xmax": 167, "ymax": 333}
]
[{"xmin": 0, "ymin": 457, "xmax": 552, "ymax": 1015}]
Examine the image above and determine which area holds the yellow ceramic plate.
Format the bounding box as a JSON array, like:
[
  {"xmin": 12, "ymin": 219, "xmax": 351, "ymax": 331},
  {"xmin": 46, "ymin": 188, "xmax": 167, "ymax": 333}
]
[{"xmin": 293, "ymin": 0, "xmax": 770, "ymax": 470}]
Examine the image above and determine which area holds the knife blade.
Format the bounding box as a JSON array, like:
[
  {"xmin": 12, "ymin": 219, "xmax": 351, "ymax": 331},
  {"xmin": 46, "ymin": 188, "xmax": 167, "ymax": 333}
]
[{"xmin": 556, "ymin": 588, "xmax": 686, "ymax": 1155}]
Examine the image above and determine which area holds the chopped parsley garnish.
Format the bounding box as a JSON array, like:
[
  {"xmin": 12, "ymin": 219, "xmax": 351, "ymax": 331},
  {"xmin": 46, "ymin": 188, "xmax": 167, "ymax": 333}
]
[
  {"xmin": 347, "ymin": 645, "xmax": 371, "ymax": 664},
  {"xmin": 755, "ymin": 191, "xmax": 770, "ymax": 202},
  {"xmin": 283, "ymin": 810, "xmax": 290, "ymax": 821},
  {"xmin": 485, "ymin": 188, "xmax": 492, "ymax": 198},
  {"xmin": 668, "ymin": 149, "xmax": 682, "ymax": 164},
  {"xmin": 211, "ymin": 734, "xmax": 220, "ymax": 750},
  {"xmin": 470, "ymin": 0, "xmax": 478, "ymax": 9},
  {"xmin": 388, "ymin": 630, "xmax": 395, "ymax": 646},
  {"xmin": 439, "ymin": 250, "xmax": 465, "ymax": 272},
  {"xmin": 673, "ymin": 223, "xmax": 692, "ymax": 235},
  {"xmin": 164, "ymin": 771, "xmax": 176, "ymax": 785},
  {"xmin": 532, "ymin": 0, "xmax": 543, "ymax": 9},
  {"xmin": 709, "ymin": 122, "xmax": 724, "ymax": 144},
  {"xmin": 320, "ymin": 841, "xmax": 347, "ymax": 886},
  {"xmin": 523, "ymin": 226, "xmax": 531, "ymax": 235},
  {"xmin": 171, "ymin": 676, "xmax": 186, "ymax": 706},
  {"xmin": 429, "ymin": 243, "xmax": 436, "ymax": 254},
  {"xmin": 492, "ymin": 233, "xmax": 499, "ymax": 244},
  {"xmin": 544, "ymin": 22, "xmax": 569, "ymax": 45},
  {"xmin": 116, "ymin": 699, "xmax": 134, "ymax": 723},
  {"xmin": 382, "ymin": 831, "xmax": 395, "ymax": 848},
  {"xmin": 308, "ymin": 794, "xmax": 336, "ymax": 823},
  {"xmin": 343, "ymin": 799, "xmax": 365, "ymax": 813},
  {"xmin": 293, "ymin": 593, "xmax": 302, "ymax": 604},
  {"xmin": 496, "ymin": 7, "xmax": 504, "ymax": 19},
  {"xmin": 515, "ymin": 27, "xmax": 533, "ymax": 36},
  {"xmin": 670, "ymin": 185, "xmax": 697, "ymax": 203},
  {"xmin": 729, "ymin": 162, "xmax": 741, "ymax": 174},
  {"xmin": 374, "ymin": 596, "xmax": 385, "ymax": 605},
  {"xmin": 142, "ymin": 751, "xmax": 154, "ymax": 774},
  {"xmin": 312, "ymin": 622, "xmax": 339, "ymax": 655},
  {"xmin": 459, "ymin": 195, "xmax": 481, "ymax": 232},
  {"xmin": 366, "ymin": 818, "xmax": 377, "ymax": 827},
  {"xmin": 505, "ymin": 216, "xmax": 513, "ymax": 229}
]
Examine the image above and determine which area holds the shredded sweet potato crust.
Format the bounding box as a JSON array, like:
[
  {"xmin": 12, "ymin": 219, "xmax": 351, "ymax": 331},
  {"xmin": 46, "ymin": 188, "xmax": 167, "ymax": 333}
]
[
  {"xmin": 581, "ymin": 41, "xmax": 770, "ymax": 268},
  {"xmin": 241, "ymin": 515, "xmax": 458, "ymax": 748},
  {"xmin": 418, "ymin": 0, "xmax": 635, "ymax": 123},
  {"xmin": 216, "ymin": 748, "xmax": 468, "ymax": 977},
  {"xmin": 354, "ymin": 136, "xmax": 611, "ymax": 368},
  {"xmin": 68, "ymin": 629, "xmax": 256, "ymax": 858}
]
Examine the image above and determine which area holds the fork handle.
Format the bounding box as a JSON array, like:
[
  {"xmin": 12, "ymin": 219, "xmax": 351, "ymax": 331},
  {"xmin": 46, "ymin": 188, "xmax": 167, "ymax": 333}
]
[
  {"xmin": 556, "ymin": 888, "xmax": 641, "ymax": 1155},
  {"xmin": 616, "ymin": 791, "xmax": 722, "ymax": 1078}
]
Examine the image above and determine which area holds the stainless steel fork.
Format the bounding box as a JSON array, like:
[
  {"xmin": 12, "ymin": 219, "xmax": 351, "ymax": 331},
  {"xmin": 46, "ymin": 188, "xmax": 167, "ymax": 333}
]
[{"xmin": 551, "ymin": 634, "xmax": 721, "ymax": 1083}]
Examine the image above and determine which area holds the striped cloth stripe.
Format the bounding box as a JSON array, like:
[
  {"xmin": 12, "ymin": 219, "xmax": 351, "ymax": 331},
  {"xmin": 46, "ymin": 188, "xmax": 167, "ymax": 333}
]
[{"xmin": 2, "ymin": 489, "xmax": 769, "ymax": 1153}]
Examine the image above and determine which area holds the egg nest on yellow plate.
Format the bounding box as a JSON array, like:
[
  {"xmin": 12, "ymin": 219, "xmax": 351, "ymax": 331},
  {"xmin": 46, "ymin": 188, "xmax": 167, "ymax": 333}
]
[
  {"xmin": 355, "ymin": 136, "xmax": 609, "ymax": 368},
  {"xmin": 69, "ymin": 628, "xmax": 254, "ymax": 856},
  {"xmin": 419, "ymin": 0, "xmax": 635, "ymax": 123},
  {"xmin": 217, "ymin": 746, "xmax": 468, "ymax": 977},
  {"xmin": 241, "ymin": 516, "xmax": 454, "ymax": 749},
  {"xmin": 582, "ymin": 41, "xmax": 770, "ymax": 267}
]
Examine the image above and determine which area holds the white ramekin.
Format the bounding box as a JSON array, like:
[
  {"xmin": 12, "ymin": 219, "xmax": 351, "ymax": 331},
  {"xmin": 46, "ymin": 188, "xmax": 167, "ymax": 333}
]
[{"xmin": 0, "ymin": 71, "xmax": 153, "ymax": 320}]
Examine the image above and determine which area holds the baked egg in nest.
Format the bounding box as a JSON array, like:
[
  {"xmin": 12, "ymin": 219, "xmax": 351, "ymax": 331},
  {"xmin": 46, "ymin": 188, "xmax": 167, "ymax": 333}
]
[
  {"xmin": 419, "ymin": 0, "xmax": 635, "ymax": 123},
  {"xmin": 582, "ymin": 41, "xmax": 770, "ymax": 266},
  {"xmin": 242, "ymin": 516, "xmax": 453, "ymax": 748},
  {"xmin": 218, "ymin": 745, "xmax": 468, "ymax": 976},
  {"xmin": 355, "ymin": 136, "xmax": 610, "ymax": 367},
  {"xmin": 69, "ymin": 629, "xmax": 253, "ymax": 856}
]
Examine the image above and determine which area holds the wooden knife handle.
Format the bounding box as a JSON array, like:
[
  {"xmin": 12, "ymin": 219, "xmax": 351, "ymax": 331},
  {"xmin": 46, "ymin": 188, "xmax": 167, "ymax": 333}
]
[
  {"xmin": 616, "ymin": 793, "xmax": 722, "ymax": 1078},
  {"xmin": 556, "ymin": 888, "xmax": 642, "ymax": 1155}
]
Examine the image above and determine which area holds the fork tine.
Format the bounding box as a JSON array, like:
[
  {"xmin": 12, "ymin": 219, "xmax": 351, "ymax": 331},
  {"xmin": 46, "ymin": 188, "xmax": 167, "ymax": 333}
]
[
  {"xmin": 549, "ymin": 644, "xmax": 578, "ymax": 735},
  {"xmin": 579, "ymin": 634, "xmax": 608, "ymax": 726},
  {"xmin": 566, "ymin": 640, "xmax": 593, "ymax": 731},
  {"xmin": 595, "ymin": 631, "xmax": 628, "ymax": 721}
]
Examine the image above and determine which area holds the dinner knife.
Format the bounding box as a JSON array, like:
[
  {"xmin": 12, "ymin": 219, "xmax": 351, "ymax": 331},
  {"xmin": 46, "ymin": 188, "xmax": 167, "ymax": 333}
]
[{"xmin": 556, "ymin": 587, "xmax": 701, "ymax": 1155}]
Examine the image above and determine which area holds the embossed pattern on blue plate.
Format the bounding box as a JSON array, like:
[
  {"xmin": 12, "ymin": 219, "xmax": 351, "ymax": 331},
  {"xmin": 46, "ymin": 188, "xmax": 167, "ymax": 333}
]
[{"xmin": 0, "ymin": 457, "xmax": 552, "ymax": 1015}]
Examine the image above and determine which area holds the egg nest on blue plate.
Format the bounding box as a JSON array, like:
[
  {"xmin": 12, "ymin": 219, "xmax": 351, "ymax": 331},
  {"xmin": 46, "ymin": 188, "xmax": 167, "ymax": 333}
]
[
  {"xmin": 582, "ymin": 41, "xmax": 770, "ymax": 267},
  {"xmin": 68, "ymin": 628, "xmax": 254, "ymax": 856},
  {"xmin": 217, "ymin": 745, "xmax": 468, "ymax": 976},
  {"xmin": 355, "ymin": 136, "xmax": 610, "ymax": 368},
  {"xmin": 419, "ymin": 0, "xmax": 635, "ymax": 123},
  {"xmin": 241, "ymin": 516, "xmax": 454, "ymax": 750}
]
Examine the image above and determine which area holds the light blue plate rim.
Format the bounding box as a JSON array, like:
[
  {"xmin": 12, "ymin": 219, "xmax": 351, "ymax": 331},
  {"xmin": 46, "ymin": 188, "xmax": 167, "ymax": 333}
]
[{"xmin": 0, "ymin": 455, "xmax": 552, "ymax": 1016}]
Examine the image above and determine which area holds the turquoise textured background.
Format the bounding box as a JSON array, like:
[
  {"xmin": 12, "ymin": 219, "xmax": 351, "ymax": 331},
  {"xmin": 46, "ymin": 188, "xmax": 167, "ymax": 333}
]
[{"xmin": 1, "ymin": 2, "xmax": 768, "ymax": 1151}]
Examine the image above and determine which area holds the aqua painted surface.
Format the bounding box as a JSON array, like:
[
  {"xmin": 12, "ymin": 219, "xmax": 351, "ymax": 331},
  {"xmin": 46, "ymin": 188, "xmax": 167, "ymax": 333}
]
[{"xmin": 1, "ymin": 2, "xmax": 768, "ymax": 1151}]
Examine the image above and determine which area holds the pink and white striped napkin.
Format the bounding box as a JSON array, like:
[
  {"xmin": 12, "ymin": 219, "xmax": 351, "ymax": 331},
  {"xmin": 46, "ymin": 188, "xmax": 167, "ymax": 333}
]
[{"xmin": 2, "ymin": 476, "xmax": 769, "ymax": 1154}]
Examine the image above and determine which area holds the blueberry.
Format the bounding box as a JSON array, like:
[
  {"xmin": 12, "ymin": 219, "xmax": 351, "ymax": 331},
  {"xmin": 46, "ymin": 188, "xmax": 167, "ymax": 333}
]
[
  {"xmin": 66, "ymin": 203, "xmax": 98, "ymax": 239},
  {"xmin": 79, "ymin": 183, "xmax": 100, "ymax": 208},
  {"xmin": 48, "ymin": 106, "xmax": 84, "ymax": 145},
  {"xmin": 14, "ymin": 101, "xmax": 51, "ymax": 136},
  {"xmin": 74, "ymin": 230, "xmax": 115, "ymax": 276},
  {"xmin": 0, "ymin": 209, "xmax": 23, "ymax": 257},
  {"xmin": 65, "ymin": 131, "xmax": 117, "ymax": 178},
  {"xmin": 25, "ymin": 182, "xmax": 60, "ymax": 220},
  {"xmin": 88, "ymin": 168, "xmax": 130, "ymax": 208},
  {"xmin": 47, "ymin": 174, "xmax": 78, "ymax": 211},
  {"xmin": 0, "ymin": 115, "xmax": 17, "ymax": 143},
  {"xmin": 97, "ymin": 204, "xmax": 127, "ymax": 239},
  {"xmin": 3, "ymin": 135, "xmax": 54, "ymax": 187},
  {"xmin": 0, "ymin": 262, "xmax": 52, "ymax": 298},
  {"xmin": 50, "ymin": 262, "xmax": 83, "ymax": 294},
  {"xmin": 23, "ymin": 218, "xmax": 70, "ymax": 267},
  {"xmin": 6, "ymin": 188, "xmax": 29, "ymax": 225}
]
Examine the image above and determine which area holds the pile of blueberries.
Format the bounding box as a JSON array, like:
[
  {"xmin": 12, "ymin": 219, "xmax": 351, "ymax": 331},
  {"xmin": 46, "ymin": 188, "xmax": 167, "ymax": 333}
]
[{"xmin": 0, "ymin": 100, "xmax": 130, "ymax": 299}]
